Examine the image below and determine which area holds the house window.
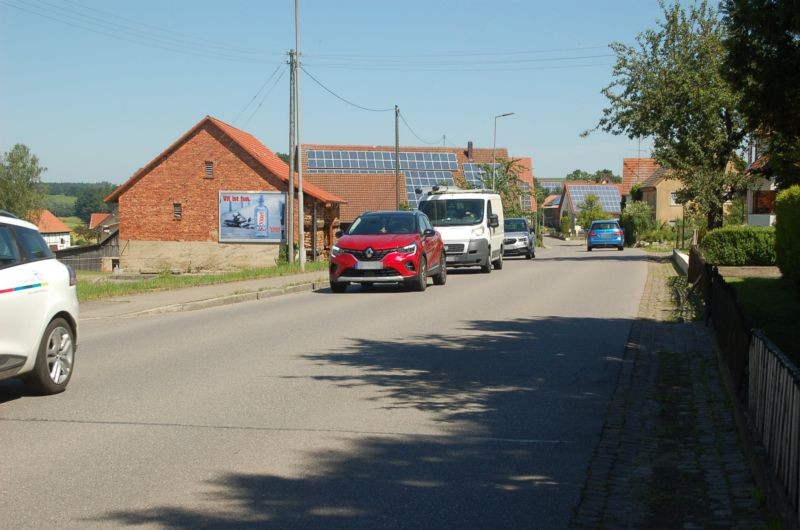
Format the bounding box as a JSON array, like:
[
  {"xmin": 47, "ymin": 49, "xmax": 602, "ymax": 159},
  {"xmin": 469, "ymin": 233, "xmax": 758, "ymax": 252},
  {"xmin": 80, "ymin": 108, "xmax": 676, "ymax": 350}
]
[
  {"xmin": 173, "ymin": 203, "xmax": 182, "ymax": 220},
  {"xmin": 204, "ymin": 161, "xmax": 214, "ymax": 178},
  {"xmin": 752, "ymin": 190, "xmax": 776, "ymax": 214},
  {"xmin": 670, "ymin": 191, "xmax": 679, "ymax": 206}
]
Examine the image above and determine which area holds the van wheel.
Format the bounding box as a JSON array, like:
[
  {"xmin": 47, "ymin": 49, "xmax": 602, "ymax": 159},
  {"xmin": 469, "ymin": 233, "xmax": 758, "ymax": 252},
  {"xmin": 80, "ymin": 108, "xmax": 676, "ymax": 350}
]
[
  {"xmin": 481, "ymin": 251, "xmax": 492, "ymax": 273},
  {"xmin": 493, "ymin": 252, "xmax": 503, "ymax": 270}
]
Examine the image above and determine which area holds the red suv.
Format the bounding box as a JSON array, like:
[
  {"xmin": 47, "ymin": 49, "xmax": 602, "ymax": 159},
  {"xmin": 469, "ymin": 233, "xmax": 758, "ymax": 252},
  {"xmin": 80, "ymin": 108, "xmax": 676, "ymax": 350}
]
[{"xmin": 329, "ymin": 210, "xmax": 446, "ymax": 292}]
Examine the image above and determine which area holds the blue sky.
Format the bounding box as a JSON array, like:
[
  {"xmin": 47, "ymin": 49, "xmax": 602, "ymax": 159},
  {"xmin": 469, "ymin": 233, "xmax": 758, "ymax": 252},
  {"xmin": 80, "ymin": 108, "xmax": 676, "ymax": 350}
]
[{"xmin": 0, "ymin": 0, "xmax": 666, "ymax": 184}]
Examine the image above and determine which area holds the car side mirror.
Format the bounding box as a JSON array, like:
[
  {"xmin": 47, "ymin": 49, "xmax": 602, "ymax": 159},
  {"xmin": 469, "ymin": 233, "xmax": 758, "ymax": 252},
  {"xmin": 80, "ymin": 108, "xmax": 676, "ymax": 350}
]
[
  {"xmin": 335, "ymin": 230, "xmax": 343, "ymax": 238},
  {"xmin": 423, "ymin": 228, "xmax": 436, "ymax": 238},
  {"xmin": 488, "ymin": 214, "xmax": 499, "ymax": 228}
]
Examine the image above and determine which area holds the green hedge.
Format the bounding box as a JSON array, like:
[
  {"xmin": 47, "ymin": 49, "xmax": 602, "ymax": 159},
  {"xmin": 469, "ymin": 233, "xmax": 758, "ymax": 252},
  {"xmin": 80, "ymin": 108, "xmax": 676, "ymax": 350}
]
[
  {"xmin": 700, "ymin": 225, "xmax": 776, "ymax": 265},
  {"xmin": 619, "ymin": 200, "xmax": 654, "ymax": 245},
  {"xmin": 776, "ymin": 185, "xmax": 800, "ymax": 287}
]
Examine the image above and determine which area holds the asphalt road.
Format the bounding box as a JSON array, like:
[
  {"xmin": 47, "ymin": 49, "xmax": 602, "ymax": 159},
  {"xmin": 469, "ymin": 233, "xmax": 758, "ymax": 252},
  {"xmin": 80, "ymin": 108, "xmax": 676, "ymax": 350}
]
[{"xmin": 0, "ymin": 238, "xmax": 649, "ymax": 529}]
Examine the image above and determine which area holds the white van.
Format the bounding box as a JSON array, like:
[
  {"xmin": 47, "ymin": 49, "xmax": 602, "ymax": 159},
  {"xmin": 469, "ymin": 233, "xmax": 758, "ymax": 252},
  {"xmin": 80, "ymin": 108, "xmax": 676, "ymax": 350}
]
[{"xmin": 418, "ymin": 188, "xmax": 505, "ymax": 272}]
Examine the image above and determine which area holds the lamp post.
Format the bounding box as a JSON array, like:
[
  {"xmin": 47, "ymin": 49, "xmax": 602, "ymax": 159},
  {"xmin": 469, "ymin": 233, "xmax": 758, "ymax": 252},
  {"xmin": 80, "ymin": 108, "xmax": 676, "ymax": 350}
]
[{"xmin": 492, "ymin": 112, "xmax": 514, "ymax": 190}]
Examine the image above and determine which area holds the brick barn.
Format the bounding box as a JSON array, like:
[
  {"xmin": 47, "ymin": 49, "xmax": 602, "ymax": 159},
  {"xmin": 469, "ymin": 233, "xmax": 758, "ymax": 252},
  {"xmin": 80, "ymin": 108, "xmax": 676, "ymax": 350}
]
[{"xmin": 105, "ymin": 116, "xmax": 344, "ymax": 272}]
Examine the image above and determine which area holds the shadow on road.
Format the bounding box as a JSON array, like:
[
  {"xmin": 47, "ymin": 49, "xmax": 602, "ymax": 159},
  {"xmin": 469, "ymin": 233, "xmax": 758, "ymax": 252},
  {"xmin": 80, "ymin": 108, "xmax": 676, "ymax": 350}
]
[{"xmin": 91, "ymin": 316, "xmax": 635, "ymax": 529}]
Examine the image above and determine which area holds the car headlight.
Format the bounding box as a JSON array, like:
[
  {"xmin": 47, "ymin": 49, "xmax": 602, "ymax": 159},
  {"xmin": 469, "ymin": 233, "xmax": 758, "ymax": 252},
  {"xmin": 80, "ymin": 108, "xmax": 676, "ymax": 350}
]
[
  {"xmin": 331, "ymin": 245, "xmax": 344, "ymax": 257},
  {"xmin": 399, "ymin": 242, "xmax": 418, "ymax": 255},
  {"xmin": 471, "ymin": 226, "xmax": 485, "ymax": 238}
]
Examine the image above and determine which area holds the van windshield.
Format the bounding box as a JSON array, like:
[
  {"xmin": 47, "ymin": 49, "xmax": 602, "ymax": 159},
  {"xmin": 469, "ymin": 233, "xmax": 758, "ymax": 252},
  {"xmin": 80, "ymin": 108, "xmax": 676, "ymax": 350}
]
[{"xmin": 419, "ymin": 199, "xmax": 484, "ymax": 226}]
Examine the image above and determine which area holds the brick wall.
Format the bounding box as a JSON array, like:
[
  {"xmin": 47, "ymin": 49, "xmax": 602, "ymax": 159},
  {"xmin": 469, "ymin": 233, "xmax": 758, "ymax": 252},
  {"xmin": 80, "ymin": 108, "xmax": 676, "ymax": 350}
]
[{"xmin": 118, "ymin": 122, "xmax": 285, "ymax": 242}]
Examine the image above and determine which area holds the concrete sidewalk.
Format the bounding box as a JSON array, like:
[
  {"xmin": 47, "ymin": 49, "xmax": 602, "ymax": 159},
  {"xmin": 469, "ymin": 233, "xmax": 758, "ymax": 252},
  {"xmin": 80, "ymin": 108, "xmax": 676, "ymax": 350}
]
[{"xmin": 79, "ymin": 270, "xmax": 329, "ymax": 320}]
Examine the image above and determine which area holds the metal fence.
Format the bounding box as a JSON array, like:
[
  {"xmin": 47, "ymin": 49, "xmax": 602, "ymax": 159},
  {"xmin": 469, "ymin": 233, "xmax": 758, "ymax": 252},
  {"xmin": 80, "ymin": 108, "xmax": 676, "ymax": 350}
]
[
  {"xmin": 690, "ymin": 245, "xmax": 800, "ymax": 522},
  {"xmin": 749, "ymin": 331, "xmax": 800, "ymax": 522}
]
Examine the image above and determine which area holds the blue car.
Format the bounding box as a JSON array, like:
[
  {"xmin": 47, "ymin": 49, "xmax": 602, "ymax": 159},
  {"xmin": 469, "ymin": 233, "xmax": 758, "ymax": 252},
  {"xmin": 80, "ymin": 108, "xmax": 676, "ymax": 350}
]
[{"xmin": 586, "ymin": 220, "xmax": 624, "ymax": 251}]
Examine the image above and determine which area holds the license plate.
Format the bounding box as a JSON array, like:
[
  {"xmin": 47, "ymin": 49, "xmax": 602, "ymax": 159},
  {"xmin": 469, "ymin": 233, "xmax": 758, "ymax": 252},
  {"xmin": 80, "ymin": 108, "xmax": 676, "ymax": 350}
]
[{"xmin": 355, "ymin": 261, "xmax": 383, "ymax": 270}]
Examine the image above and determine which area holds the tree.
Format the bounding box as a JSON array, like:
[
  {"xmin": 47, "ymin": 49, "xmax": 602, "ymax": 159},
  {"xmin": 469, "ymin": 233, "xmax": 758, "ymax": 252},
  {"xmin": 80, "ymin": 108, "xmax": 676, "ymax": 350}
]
[
  {"xmin": 724, "ymin": 0, "xmax": 800, "ymax": 188},
  {"xmin": 0, "ymin": 144, "xmax": 46, "ymax": 218},
  {"xmin": 590, "ymin": 1, "xmax": 752, "ymax": 229},
  {"xmin": 577, "ymin": 194, "xmax": 612, "ymax": 229},
  {"xmin": 565, "ymin": 169, "xmax": 592, "ymax": 181},
  {"xmin": 476, "ymin": 158, "xmax": 530, "ymax": 218},
  {"xmin": 73, "ymin": 182, "xmax": 116, "ymax": 222},
  {"xmin": 593, "ymin": 169, "xmax": 622, "ymax": 184}
]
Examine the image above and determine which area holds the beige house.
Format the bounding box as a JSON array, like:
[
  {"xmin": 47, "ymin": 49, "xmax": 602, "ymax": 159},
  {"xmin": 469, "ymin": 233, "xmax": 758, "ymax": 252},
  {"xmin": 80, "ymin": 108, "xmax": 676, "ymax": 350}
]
[{"xmin": 639, "ymin": 168, "xmax": 684, "ymax": 224}]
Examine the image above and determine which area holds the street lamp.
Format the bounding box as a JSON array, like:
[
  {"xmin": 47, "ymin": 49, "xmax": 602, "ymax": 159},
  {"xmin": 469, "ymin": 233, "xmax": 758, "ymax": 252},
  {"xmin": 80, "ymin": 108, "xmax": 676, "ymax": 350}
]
[{"xmin": 492, "ymin": 112, "xmax": 514, "ymax": 190}]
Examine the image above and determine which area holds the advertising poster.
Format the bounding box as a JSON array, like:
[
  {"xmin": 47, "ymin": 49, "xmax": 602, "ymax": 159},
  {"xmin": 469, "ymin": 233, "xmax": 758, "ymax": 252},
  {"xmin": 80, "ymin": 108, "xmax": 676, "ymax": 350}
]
[{"xmin": 218, "ymin": 191, "xmax": 285, "ymax": 243}]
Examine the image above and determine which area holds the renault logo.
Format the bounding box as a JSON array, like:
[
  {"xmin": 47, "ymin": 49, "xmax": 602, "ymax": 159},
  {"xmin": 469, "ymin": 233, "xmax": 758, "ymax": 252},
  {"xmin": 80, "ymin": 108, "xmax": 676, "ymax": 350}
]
[{"xmin": 365, "ymin": 247, "xmax": 374, "ymax": 259}]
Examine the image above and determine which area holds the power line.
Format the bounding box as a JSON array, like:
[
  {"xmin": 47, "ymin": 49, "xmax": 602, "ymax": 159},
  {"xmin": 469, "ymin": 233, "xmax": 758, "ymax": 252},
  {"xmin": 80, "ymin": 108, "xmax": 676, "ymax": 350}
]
[
  {"xmin": 302, "ymin": 62, "xmax": 614, "ymax": 73},
  {"xmin": 306, "ymin": 45, "xmax": 610, "ymax": 59},
  {"xmin": 398, "ymin": 112, "xmax": 442, "ymax": 146},
  {"xmin": 1, "ymin": 0, "xmax": 279, "ymax": 64},
  {"xmin": 305, "ymin": 53, "xmax": 614, "ymax": 67},
  {"xmin": 242, "ymin": 66, "xmax": 287, "ymax": 128},
  {"xmin": 300, "ymin": 65, "xmax": 394, "ymax": 112},
  {"xmin": 232, "ymin": 63, "xmax": 286, "ymax": 125}
]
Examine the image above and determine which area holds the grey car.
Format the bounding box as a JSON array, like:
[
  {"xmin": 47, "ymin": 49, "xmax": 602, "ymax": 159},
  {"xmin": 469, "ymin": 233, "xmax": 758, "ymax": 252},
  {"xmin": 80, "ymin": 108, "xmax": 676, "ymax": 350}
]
[{"xmin": 503, "ymin": 217, "xmax": 534, "ymax": 259}]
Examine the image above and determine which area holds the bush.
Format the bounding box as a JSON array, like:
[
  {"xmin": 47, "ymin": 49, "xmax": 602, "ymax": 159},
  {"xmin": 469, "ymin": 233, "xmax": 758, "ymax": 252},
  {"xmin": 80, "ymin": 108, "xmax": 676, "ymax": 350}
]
[
  {"xmin": 776, "ymin": 185, "xmax": 800, "ymax": 288},
  {"xmin": 700, "ymin": 225, "xmax": 776, "ymax": 265},
  {"xmin": 619, "ymin": 201, "xmax": 654, "ymax": 245},
  {"xmin": 560, "ymin": 212, "xmax": 570, "ymax": 235}
]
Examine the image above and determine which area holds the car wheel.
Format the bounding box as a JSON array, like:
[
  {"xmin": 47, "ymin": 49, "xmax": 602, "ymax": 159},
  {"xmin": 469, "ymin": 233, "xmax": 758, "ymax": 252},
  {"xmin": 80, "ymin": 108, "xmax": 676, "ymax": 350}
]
[
  {"xmin": 24, "ymin": 317, "xmax": 75, "ymax": 395},
  {"xmin": 480, "ymin": 250, "xmax": 492, "ymax": 273},
  {"xmin": 618, "ymin": 246, "xmax": 624, "ymax": 251},
  {"xmin": 330, "ymin": 281, "xmax": 348, "ymax": 293},
  {"xmin": 433, "ymin": 253, "xmax": 447, "ymax": 286},
  {"xmin": 587, "ymin": 245, "xmax": 593, "ymax": 252},
  {"xmin": 493, "ymin": 251, "xmax": 503, "ymax": 270},
  {"xmin": 411, "ymin": 257, "xmax": 427, "ymax": 291}
]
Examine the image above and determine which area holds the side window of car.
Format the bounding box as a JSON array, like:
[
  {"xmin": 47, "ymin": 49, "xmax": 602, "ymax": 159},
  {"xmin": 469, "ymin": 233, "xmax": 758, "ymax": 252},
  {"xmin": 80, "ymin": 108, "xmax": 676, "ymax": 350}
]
[
  {"xmin": 0, "ymin": 225, "xmax": 22, "ymax": 268},
  {"xmin": 15, "ymin": 226, "xmax": 53, "ymax": 261}
]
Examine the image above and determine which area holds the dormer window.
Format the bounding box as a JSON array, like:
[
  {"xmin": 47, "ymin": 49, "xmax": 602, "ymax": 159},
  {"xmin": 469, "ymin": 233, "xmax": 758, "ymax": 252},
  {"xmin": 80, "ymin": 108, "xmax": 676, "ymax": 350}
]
[{"xmin": 204, "ymin": 161, "xmax": 214, "ymax": 178}]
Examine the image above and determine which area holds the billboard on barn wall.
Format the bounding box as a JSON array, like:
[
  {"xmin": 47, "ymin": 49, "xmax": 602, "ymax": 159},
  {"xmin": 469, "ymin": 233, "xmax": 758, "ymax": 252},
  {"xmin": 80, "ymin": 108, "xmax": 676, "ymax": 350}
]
[{"xmin": 218, "ymin": 191, "xmax": 285, "ymax": 243}]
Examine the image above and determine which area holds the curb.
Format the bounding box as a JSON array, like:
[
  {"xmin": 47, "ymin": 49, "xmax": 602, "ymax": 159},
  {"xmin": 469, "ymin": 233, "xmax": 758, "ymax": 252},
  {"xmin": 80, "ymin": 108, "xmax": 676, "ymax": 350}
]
[{"xmin": 118, "ymin": 279, "xmax": 330, "ymax": 318}]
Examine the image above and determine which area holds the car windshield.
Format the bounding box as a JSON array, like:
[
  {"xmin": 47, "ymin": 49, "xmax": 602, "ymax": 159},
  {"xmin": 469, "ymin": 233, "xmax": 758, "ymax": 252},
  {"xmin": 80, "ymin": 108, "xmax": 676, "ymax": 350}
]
[
  {"xmin": 419, "ymin": 199, "xmax": 484, "ymax": 226},
  {"xmin": 504, "ymin": 219, "xmax": 527, "ymax": 232},
  {"xmin": 348, "ymin": 213, "xmax": 416, "ymax": 235},
  {"xmin": 592, "ymin": 222, "xmax": 619, "ymax": 230}
]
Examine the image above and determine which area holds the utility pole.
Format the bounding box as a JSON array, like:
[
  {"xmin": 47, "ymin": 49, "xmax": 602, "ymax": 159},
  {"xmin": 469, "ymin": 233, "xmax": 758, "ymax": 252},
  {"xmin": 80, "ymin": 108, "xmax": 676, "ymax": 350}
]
[
  {"xmin": 295, "ymin": 0, "xmax": 305, "ymax": 270},
  {"xmin": 395, "ymin": 105, "xmax": 400, "ymax": 209},
  {"xmin": 287, "ymin": 50, "xmax": 295, "ymax": 264}
]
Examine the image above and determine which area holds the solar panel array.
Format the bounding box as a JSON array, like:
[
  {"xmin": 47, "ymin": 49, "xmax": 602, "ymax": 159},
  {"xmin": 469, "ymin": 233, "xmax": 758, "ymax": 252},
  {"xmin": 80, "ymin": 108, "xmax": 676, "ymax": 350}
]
[
  {"xmin": 462, "ymin": 163, "xmax": 498, "ymax": 189},
  {"xmin": 405, "ymin": 171, "xmax": 456, "ymax": 208},
  {"xmin": 538, "ymin": 180, "xmax": 566, "ymax": 193},
  {"xmin": 568, "ymin": 185, "xmax": 622, "ymax": 213},
  {"xmin": 307, "ymin": 150, "xmax": 458, "ymax": 173}
]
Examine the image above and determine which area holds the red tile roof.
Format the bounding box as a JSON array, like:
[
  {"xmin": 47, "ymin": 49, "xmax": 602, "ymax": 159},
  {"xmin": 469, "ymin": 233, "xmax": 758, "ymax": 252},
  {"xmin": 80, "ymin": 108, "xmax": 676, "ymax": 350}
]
[
  {"xmin": 622, "ymin": 158, "xmax": 660, "ymax": 194},
  {"xmin": 30, "ymin": 209, "xmax": 71, "ymax": 234},
  {"xmin": 639, "ymin": 167, "xmax": 671, "ymax": 189},
  {"xmin": 106, "ymin": 116, "xmax": 345, "ymax": 204},
  {"xmin": 304, "ymin": 173, "xmax": 400, "ymax": 223},
  {"xmin": 543, "ymin": 194, "xmax": 560, "ymax": 207},
  {"xmin": 89, "ymin": 213, "xmax": 111, "ymax": 229}
]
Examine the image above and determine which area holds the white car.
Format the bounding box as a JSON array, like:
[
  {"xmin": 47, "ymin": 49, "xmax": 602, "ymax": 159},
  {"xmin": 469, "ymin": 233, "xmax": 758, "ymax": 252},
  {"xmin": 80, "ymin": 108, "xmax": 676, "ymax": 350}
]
[{"xmin": 0, "ymin": 211, "xmax": 79, "ymax": 394}]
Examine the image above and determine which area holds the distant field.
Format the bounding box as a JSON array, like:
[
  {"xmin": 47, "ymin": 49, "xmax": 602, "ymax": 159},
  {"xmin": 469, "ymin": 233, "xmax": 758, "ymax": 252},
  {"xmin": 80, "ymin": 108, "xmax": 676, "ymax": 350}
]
[
  {"xmin": 45, "ymin": 194, "xmax": 76, "ymax": 213},
  {"xmin": 61, "ymin": 216, "xmax": 84, "ymax": 229}
]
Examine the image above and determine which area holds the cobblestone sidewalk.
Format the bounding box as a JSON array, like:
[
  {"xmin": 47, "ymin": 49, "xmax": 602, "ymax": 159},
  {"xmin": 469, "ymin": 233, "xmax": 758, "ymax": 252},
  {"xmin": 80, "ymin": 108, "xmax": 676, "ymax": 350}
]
[{"xmin": 570, "ymin": 256, "xmax": 769, "ymax": 529}]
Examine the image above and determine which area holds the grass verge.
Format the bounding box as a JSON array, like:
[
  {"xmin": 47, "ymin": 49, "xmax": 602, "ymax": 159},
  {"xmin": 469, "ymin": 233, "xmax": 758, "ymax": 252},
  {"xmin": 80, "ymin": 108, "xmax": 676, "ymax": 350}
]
[
  {"xmin": 77, "ymin": 261, "xmax": 328, "ymax": 302},
  {"xmin": 725, "ymin": 276, "xmax": 800, "ymax": 366}
]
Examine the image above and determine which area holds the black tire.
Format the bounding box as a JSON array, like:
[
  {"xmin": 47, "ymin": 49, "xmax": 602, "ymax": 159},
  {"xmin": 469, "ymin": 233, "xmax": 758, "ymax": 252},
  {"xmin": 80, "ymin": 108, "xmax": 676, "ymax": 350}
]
[
  {"xmin": 411, "ymin": 257, "xmax": 427, "ymax": 291},
  {"xmin": 480, "ymin": 251, "xmax": 492, "ymax": 273},
  {"xmin": 330, "ymin": 281, "xmax": 348, "ymax": 293},
  {"xmin": 587, "ymin": 246, "xmax": 593, "ymax": 252},
  {"xmin": 433, "ymin": 253, "xmax": 447, "ymax": 286},
  {"xmin": 493, "ymin": 251, "xmax": 503, "ymax": 270},
  {"xmin": 618, "ymin": 246, "xmax": 624, "ymax": 251},
  {"xmin": 24, "ymin": 317, "xmax": 75, "ymax": 395}
]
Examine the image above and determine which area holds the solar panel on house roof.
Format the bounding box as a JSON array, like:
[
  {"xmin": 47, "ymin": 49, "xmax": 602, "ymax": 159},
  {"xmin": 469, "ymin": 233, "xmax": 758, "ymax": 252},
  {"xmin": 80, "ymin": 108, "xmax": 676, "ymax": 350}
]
[
  {"xmin": 539, "ymin": 181, "xmax": 566, "ymax": 193},
  {"xmin": 568, "ymin": 185, "xmax": 621, "ymax": 213},
  {"xmin": 307, "ymin": 150, "xmax": 458, "ymax": 172},
  {"xmin": 404, "ymin": 171, "xmax": 455, "ymax": 208},
  {"xmin": 462, "ymin": 162, "xmax": 499, "ymax": 189}
]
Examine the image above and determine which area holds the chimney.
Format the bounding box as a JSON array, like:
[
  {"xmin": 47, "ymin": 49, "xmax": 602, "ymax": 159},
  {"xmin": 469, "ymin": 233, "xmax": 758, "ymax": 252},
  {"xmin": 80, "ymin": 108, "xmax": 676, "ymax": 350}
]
[{"xmin": 467, "ymin": 141, "xmax": 473, "ymax": 161}]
